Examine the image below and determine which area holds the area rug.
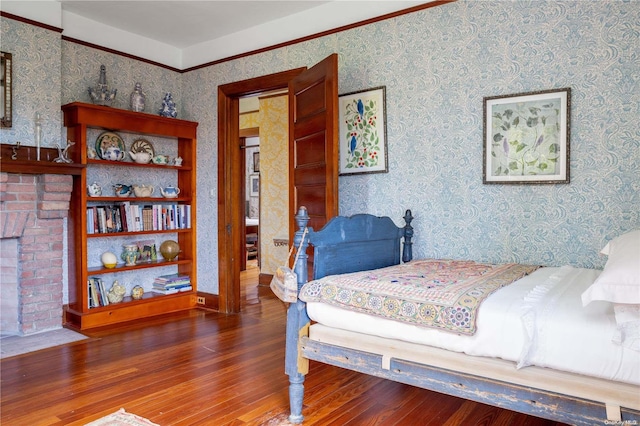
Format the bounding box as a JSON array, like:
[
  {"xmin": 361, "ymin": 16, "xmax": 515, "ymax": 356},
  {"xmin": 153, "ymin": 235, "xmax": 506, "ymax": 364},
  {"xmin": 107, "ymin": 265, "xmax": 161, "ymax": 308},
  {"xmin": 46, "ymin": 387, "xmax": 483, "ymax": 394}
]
[
  {"xmin": 0, "ymin": 328, "xmax": 88, "ymax": 359},
  {"xmin": 84, "ymin": 408, "xmax": 159, "ymax": 426}
]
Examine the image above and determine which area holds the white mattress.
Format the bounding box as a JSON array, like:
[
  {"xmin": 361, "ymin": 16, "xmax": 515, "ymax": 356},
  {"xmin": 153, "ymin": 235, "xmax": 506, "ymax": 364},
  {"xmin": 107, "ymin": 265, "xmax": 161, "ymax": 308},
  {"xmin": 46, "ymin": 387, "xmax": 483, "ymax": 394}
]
[{"xmin": 306, "ymin": 266, "xmax": 640, "ymax": 385}]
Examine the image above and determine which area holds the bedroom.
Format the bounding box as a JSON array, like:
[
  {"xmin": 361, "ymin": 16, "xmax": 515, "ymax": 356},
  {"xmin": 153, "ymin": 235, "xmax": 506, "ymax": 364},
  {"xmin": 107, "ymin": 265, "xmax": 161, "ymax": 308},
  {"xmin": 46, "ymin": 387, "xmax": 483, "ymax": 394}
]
[{"xmin": 0, "ymin": 0, "xmax": 638, "ymax": 423}]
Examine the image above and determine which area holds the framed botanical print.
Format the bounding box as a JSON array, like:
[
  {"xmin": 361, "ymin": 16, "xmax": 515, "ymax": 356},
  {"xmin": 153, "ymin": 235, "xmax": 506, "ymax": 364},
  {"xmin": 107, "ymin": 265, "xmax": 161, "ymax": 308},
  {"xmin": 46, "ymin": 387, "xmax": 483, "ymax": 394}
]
[
  {"xmin": 483, "ymin": 88, "xmax": 570, "ymax": 184},
  {"xmin": 339, "ymin": 86, "xmax": 388, "ymax": 175}
]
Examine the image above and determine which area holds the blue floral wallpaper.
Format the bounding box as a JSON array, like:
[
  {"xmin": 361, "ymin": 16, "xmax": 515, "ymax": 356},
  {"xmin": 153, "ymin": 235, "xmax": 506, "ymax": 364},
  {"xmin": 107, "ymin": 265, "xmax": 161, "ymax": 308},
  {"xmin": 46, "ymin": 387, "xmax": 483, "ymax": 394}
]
[
  {"xmin": 182, "ymin": 0, "xmax": 639, "ymax": 293},
  {"xmin": 2, "ymin": 0, "xmax": 638, "ymax": 297},
  {"xmin": 0, "ymin": 18, "xmax": 61, "ymax": 147}
]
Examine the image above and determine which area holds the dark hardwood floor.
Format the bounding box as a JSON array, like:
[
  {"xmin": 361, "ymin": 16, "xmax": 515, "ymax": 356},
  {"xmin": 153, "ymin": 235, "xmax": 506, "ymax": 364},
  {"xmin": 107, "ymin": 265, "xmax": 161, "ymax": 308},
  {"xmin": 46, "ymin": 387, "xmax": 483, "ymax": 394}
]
[{"xmin": 1, "ymin": 262, "xmax": 566, "ymax": 425}]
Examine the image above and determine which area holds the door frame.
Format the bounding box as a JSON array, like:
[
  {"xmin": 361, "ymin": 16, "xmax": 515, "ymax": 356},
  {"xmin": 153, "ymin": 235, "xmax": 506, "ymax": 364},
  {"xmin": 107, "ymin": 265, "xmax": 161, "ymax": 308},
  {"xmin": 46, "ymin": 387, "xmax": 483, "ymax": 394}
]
[{"xmin": 217, "ymin": 68, "xmax": 305, "ymax": 314}]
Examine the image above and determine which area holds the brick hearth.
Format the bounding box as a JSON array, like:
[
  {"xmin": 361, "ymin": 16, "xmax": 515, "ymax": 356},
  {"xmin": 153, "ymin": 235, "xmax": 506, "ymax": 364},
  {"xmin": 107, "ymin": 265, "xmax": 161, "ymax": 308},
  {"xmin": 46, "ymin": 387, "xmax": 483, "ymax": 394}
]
[{"xmin": 0, "ymin": 172, "xmax": 73, "ymax": 335}]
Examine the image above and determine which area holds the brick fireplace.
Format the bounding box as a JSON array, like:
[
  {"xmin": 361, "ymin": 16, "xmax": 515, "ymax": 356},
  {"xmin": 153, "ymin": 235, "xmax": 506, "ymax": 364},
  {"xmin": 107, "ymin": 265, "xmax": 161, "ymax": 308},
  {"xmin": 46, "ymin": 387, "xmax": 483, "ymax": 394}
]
[{"xmin": 0, "ymin": 172, "xmax": 73, "ymax": 335}]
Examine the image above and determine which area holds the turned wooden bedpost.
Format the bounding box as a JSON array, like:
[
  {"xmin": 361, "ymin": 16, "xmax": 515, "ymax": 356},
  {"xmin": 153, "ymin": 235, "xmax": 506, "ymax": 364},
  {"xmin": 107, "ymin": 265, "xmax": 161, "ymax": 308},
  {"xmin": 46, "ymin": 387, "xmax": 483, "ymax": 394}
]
[
  {"xmin": 402, "ymin": 209, "xmax": 414, "ymax": 263},
  {"xmin": 286, "ymin": 206, "xmax": 311, "ymax": 424}
]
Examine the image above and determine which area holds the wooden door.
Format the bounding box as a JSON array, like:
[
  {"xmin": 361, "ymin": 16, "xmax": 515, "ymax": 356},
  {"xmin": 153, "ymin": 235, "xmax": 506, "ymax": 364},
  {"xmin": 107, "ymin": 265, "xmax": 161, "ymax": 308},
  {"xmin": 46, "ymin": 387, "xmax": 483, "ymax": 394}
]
[{"xmin": 288, "ymin": 53, "xmax": 339, "ymax": 235}]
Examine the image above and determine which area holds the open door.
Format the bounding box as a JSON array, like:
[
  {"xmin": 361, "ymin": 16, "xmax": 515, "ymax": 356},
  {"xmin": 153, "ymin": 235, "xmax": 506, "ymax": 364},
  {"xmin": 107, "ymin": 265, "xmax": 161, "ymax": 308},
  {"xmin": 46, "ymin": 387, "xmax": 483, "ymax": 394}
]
[
  {"xmin": 288, "ymin": 53, "xmax": 339, "ymax": 235},
  {"xmin": 218, "ymin": 54, "xmax": 338, "ymax": 313}
]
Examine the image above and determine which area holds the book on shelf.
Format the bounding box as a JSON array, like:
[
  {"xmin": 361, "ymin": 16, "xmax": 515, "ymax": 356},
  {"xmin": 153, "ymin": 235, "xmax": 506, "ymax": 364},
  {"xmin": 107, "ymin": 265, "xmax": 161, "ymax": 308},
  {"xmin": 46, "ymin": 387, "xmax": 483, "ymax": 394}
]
[
  {"xmin": 153, "ymin": 281, "xmax": 191, "ymax": 289},
  {"xmin": 88, "ymin": 202, "xmax": 191, "ymax": 234},
  {"xmin": 87, "ymin": 277, "xmax": 111, "ymax": 308},
  {"xmin": 154, "ymin": 273, "xmax": 191, "ymax": 283},
  {"xmin": 151, "ymin": 285, "xmax": 192, "ymax": 295}
]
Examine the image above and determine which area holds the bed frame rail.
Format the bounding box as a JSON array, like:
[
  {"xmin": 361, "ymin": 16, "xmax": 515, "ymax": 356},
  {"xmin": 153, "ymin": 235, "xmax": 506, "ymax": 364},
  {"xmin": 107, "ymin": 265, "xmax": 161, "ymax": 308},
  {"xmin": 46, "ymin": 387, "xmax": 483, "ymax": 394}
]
[{"xmin": 300, "ymin": 337, "xmax": 640, "ymax": 425}]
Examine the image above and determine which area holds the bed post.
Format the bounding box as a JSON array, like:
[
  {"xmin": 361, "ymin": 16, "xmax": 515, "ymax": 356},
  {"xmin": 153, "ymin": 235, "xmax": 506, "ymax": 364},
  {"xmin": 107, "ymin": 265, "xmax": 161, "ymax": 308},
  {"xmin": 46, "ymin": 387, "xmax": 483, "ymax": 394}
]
[
  {"xmin": 402, "ymin": 209, "xmax": 414, "ymax": 263},
  {"xmin": 285, "ymin": 206, "xmax": 311, "ymax": 424}
]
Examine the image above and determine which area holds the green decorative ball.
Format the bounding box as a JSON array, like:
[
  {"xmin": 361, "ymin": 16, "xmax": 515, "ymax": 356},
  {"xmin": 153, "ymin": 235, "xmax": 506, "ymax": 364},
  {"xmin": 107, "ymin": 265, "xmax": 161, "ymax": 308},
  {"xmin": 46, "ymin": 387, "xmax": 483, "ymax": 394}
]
[{"xmin": 159, "ymin": 240, "xmax": 180, "ymax": 261}]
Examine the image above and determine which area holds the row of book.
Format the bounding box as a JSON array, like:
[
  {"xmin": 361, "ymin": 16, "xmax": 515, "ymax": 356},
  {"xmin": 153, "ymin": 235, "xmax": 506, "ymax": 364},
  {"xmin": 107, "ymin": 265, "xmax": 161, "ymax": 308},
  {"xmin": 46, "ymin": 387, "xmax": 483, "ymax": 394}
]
[
  {"xmin": 86, "ymin": 202, "xmax": 191, "ymax": 234},
  {"xmin": 88, "ymin": 277, "xmax": 110, "ymax": 308},
  {"xmin": 152, "ymin": 273, "xmax": 192, "ymax": 295}
]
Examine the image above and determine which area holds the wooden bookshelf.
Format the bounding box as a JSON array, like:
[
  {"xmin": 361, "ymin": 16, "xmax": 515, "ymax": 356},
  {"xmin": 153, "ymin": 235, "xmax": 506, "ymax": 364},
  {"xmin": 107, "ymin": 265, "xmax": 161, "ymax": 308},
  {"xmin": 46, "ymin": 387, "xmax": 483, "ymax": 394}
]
[{"xmin": 62, "ymin": 102, "xmax": 198, "ymax": 330}]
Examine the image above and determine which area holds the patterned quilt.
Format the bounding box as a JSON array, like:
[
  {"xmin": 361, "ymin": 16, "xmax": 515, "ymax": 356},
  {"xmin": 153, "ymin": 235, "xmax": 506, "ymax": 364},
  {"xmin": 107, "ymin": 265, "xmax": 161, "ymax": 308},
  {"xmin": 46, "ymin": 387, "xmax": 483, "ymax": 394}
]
[{"xmin": 299, "ymin": 259, "xmax": 539, "ymax": 335}]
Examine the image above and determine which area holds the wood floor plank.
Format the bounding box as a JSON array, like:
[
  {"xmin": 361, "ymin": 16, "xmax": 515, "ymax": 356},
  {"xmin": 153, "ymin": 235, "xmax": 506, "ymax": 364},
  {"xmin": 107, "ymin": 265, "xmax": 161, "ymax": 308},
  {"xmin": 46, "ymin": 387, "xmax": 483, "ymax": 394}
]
[{"xmin": 1, "ymin": 264, "xmax": 568, "ymax": 425}]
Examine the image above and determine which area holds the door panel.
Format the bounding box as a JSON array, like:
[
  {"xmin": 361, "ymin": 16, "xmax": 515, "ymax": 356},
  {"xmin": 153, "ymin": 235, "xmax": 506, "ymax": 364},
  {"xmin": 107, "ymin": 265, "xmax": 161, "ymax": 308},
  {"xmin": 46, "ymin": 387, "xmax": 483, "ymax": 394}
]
[
  {"xmin": 295, "ymin": 82, "xmax": 327, "ymax": 118},
  {"xmin": 295, "ymin": 133, "xmax": 327, "ymax": 167},
  {"xmin": 289, "ymin": 53, "xmax": 339, "ymax": 237}
]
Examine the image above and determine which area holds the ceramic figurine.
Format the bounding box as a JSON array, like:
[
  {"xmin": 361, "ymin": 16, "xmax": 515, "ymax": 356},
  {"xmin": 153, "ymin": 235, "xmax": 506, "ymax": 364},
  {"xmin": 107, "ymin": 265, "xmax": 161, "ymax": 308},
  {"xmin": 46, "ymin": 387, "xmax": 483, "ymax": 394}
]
[
  {"xmin": 88, "ymin": 65, "xmax": 117, "ymax": 106},
  {"xmin": 158, "ymin": 92, "xmax": 177, "ymax": 118},
  {"xmin": 113, "ymin": 184, "xmax": 132, "ymax": 197},
  {"xmin": 173, "ymin": 156, "xmax": 183, "ymax": 166},
  {"xmin": 107, "ymin": 280, "xmax": 126, "ymax": 303},
  {"xmin": 121, "ymin": 244, "xmax": 139, "ymax": 266},
  {"xmin": 129, "ymin": 82, "xmax": 146, "ymax": 112}
]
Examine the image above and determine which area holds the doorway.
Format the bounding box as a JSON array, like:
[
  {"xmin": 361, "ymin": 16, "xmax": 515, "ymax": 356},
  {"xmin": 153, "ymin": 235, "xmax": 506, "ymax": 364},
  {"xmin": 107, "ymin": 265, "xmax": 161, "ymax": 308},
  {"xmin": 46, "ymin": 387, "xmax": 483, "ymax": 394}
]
[{"xmin": 217, "ymin": 68, "xmax": 306, "ymax": 314}]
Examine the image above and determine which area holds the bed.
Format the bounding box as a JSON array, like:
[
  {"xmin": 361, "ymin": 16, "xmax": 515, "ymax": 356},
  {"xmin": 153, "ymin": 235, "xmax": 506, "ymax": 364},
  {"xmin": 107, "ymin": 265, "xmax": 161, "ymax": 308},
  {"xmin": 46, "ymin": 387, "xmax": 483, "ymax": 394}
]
[{"xmin": 279, "ymin": 206, "xmax": 640, "ymax": 425}]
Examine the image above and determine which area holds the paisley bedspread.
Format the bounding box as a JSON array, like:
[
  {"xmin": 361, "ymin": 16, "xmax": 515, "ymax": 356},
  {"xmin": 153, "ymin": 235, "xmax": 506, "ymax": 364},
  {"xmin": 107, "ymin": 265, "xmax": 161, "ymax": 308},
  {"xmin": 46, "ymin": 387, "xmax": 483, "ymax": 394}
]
[{"xmin": 299, "ymin": 259, "xmax": 539, "ymax": 335}]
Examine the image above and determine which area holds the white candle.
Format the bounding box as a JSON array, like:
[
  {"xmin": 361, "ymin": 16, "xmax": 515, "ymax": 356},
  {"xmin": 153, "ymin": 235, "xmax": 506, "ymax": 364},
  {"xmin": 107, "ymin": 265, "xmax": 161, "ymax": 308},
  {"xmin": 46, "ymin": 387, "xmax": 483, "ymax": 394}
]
[{"xmin": 35, "ymin": 112, "xmax": 42, "ymax": 161}]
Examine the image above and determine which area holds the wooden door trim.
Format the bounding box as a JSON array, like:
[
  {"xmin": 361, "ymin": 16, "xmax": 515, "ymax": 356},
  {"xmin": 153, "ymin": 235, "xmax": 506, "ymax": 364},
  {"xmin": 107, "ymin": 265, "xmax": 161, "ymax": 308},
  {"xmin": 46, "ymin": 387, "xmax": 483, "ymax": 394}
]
[{"xmin": 217, "ymin": 67, "xmax": 305, "ymax": 314}]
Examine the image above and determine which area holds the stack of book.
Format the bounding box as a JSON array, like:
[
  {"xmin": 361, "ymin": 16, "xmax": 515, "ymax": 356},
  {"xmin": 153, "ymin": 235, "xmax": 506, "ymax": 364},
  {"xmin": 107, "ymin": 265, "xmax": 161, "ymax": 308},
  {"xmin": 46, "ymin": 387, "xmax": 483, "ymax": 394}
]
[{"xmin": 152, "ymin": 273, "xmax": 192, "ymax": 294}]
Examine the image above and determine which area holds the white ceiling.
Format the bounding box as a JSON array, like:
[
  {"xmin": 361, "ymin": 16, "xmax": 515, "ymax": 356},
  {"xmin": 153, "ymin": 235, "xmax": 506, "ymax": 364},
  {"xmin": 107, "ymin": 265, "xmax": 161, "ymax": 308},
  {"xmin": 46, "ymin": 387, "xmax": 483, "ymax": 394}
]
[
  {"xmin": 1, "ymin": 1, "xmax": 430, "ymax": 69},
  {"xmin": 56, "ymin": 1, "xmax": 429, "ymax": 69},
  {"xmin": 59, "ymin": 1, "xmax": 331, "ymax": 49}
]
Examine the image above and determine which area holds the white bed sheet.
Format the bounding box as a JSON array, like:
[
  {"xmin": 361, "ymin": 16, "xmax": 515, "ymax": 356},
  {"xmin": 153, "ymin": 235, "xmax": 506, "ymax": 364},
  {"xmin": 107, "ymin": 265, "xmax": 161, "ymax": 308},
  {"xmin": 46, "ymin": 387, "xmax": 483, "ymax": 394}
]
[{"xmin": 306, "ymin": 266, "xmax": 640, "ymax": 385}]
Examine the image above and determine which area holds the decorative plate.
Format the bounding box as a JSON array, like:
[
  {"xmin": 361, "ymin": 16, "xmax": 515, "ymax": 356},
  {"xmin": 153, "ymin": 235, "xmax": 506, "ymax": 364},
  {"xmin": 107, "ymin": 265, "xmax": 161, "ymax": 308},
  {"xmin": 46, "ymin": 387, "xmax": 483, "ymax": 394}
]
[
  {"xmin": 95, "ymin": 132, "xmax": 125, "ymax": 160},
  {"xmin": 129, "ymin": 138, "xmax": 155, "ymax": 158}
]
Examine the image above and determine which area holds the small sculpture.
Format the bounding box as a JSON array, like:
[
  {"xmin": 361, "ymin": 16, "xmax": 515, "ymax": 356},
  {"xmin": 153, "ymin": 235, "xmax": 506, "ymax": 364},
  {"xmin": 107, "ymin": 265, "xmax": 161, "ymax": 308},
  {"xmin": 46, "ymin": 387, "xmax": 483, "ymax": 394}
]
[
  {"xmin": 121, "ymin": 244, "xmax": 139, "ymax": 266},
  {"xmin": 11, "ymin": 141, "xmax": 20, "ymax": 160},
  {"xmin": 54, "ymin": 140, "xmax": 74, "ymax": 163},
  {"xmin": 88, "ymin": 65, "xmax": 117, "ymax": 106},
  {"xmin": 107, "ymin": 280, "xmax": 126, "ymax": 303},
  {"xmin": 101, "ymin": 251, "xmax": 117, "ymax": 268},
  {"xmin": 113, "ymin": 184, "xmax": 132, "ymax": 197},
  {"xmin": 131, "ymin": 285, "xmax": 144, "ymax": 300},
  {"xmin": 159, "ymin": 240, "xmax": 180, "ymax": 261},
  {"xmin": 158, "ymin": 92, "xmax": 177, "ymax": 118},
  {"xmin": 129, "ymin": 82, "xmax": 146, "ymax": 112}
]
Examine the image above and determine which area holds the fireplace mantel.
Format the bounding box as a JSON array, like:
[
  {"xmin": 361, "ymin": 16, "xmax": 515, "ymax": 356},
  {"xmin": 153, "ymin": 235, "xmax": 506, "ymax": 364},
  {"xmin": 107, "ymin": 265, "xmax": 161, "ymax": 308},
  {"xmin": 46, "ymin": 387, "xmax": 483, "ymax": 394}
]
[{"xmin": 0, "ymin": 144, "xmax": 84, "ymax": 175}]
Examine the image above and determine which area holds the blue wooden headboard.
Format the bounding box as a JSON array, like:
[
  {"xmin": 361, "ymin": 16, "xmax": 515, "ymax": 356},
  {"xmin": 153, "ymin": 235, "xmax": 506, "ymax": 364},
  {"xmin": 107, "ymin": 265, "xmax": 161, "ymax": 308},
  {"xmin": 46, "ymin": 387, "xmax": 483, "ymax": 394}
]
[{"xmin": 292, "ymin": 207, "xmax": 414, "ymax": 281}]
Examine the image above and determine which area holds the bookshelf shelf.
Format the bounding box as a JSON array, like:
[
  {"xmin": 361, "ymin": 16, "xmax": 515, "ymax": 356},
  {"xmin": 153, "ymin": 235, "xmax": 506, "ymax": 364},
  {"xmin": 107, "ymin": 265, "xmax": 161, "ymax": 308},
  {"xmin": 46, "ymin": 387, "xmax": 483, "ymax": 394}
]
[{"xmin": 62, "ymin": 102, "xmax": 198, "ymax": 330}]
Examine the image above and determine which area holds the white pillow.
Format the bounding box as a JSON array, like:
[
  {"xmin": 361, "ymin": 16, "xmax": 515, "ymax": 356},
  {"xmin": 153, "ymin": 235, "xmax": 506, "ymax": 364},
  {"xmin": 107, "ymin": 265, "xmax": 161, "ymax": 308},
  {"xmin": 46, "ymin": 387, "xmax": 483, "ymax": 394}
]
[
  {"xmin": 581, "ymin": 229, "xmax": 640, "ymax": 305},
  {"xmin": 612, "ymin": 304, "xmax": 640, "ymax": 352}
]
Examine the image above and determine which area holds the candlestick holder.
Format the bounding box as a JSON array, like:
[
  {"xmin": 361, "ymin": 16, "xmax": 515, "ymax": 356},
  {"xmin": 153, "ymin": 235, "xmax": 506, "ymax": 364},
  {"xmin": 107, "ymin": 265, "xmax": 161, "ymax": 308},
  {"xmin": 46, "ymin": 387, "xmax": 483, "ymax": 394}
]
[{"xmin": 35, "ymin": 112, "xmax": 42, "ymax": 161}]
